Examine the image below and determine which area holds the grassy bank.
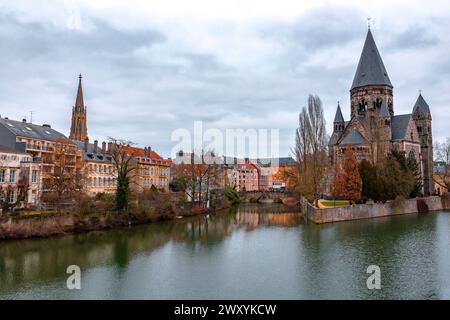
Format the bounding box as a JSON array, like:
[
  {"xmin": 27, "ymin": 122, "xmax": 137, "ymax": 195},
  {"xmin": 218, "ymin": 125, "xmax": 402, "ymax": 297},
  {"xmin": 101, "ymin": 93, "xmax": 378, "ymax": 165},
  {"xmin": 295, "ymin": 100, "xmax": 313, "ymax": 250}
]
[{"xmin": 0, "ymin": 191, "xmax": 231, "ymax": 240}]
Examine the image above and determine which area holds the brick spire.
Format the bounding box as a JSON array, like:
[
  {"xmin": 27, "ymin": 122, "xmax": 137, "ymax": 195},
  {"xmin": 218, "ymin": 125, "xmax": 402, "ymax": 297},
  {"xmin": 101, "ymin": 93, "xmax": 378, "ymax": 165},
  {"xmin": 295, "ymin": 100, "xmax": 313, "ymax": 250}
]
[
  {"xmin": 75, "ymin": 74, "xmax": 84, "ymax": 111},
  {"xmin": 69, "ymin": 74, "xmax": 89, "ymax": 141}
]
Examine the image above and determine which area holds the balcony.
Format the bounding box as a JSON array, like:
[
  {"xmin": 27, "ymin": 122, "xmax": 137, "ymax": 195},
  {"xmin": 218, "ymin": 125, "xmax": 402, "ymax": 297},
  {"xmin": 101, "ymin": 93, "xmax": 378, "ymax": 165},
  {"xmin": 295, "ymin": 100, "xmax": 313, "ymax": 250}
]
[
  {"xmin": 21, "ymin": 157, "xmax": 43, "ymax": 164},
  {"xmin": 26, "ymin": 144, "xmax": 54, "ymax": 152}
]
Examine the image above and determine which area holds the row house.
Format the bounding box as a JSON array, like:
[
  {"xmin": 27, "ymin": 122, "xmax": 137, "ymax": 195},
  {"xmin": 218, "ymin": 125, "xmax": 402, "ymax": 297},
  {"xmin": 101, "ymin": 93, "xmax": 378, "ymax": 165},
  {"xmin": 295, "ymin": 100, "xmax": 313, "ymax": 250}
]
[
  {"xmin": 172, "ymin": 151, "xmax": 297, "ymax": 192},
  {"xmin": 73, "ymin": 139, "xmax": 117, "ymax": 196},
  {"xmin": 0, "ymin": 116, "xmax": 83, "ymax": 207},
  {"xmin": 124, "ymin": 146, "xmax": 171, "ymax": 191},
  {"xmin": 231, "ymin": 162, "xmax": 259, "ymax": 192},
  {"xmin": 0, "ymin": 145, "xmax": 37, "ymax": 207}
]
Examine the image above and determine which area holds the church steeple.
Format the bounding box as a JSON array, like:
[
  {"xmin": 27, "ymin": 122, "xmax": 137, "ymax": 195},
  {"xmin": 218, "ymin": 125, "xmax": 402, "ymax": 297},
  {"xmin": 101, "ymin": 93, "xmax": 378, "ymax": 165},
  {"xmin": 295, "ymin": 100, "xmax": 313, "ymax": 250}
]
[
  {"xmin": 69, "ymin": 74, "xmax": 89, "ymax": 142},
  {"xmin": 351, "ymin": 29, "xmax": 392, "ymax": 90},
  {"xmin": 350, "ymin": 28, "xmax": 394, "ymax": 118},
  {"xmin": 333, "ymin": 102, "xmax": 344, "ymax": 124},
  {"xmin": 75, "ymin": 74, "xmax": 84, "ymax": 112}
]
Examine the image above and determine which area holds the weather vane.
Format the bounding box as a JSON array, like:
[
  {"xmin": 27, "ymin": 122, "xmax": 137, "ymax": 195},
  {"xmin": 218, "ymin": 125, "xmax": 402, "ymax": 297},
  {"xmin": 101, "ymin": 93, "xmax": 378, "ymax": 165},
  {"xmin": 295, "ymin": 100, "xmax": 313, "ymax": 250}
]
[{"xmin": 367, "ymin": 17, "xmax": 372, "ymax": 29}]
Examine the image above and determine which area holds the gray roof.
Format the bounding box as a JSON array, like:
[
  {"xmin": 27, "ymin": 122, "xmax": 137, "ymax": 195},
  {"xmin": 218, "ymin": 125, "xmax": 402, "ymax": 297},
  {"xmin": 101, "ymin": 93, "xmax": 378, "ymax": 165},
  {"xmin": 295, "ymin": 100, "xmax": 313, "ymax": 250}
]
[
  {"xmin": 255, "ymin": 157, "xmax": 296, "ymax": 166},
  {"xmin": 0, "ymin": 144, "xmax": 28, "ymax": 155},
  {"xmin": 380, "ymin": 99, "xmax": 390, "ymax": 117},
  {"xmin": 328, "ymin": 131, "xmax": 341, "ymax": 146},
  {"xmin": 333, "ymin": 104, "xmax": 344, "ymax": 123},
  {"xmin": 351, "ymin": 29, "xmax": 392, "ymax": 90},
  {"xmin": 357, "ymin": 115, "xmax": 366, "ymax": 126},
  {"xmin": 412, "ymin": 94, "xmax": 431, "ymax": 116},
  {"xmin": 73, "ymin": 140, "xmax": 113, "ymax": 163},
  {"xmin": 391, "ymin": 114, "xmax": 412, "ymax": 140},
  {"xmin": 340, "ymin": 127, "xmax": 368, "ymax": 145},
  {"xmin": 0, "ymin": 117, "xmax": 67, "ymax": 141}
]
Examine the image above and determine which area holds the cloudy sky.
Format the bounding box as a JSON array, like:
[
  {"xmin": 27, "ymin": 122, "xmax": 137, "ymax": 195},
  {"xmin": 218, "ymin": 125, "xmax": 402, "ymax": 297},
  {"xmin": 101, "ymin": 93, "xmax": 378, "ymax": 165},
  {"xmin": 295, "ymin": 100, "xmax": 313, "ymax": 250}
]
[{"xmin": 0, "ymin": 0, "xmax": 449, "ymax": 158}]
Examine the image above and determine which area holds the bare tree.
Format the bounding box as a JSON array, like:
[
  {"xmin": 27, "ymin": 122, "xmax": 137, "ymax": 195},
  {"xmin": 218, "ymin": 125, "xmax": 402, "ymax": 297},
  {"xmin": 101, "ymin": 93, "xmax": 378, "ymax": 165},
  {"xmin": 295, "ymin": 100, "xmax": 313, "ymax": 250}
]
[
  {"xmin": 434, "ymin": 138, "xmax": 450, "ymax": 190},
  {"xmin": 42, "ymin": 137, "xmax": 83, "ymax": 210},
  {"xmin": 293, "ymin": 95, "xmax": 329, "ymax": 205},
  {"xmin": 174, "ymin": 150, "xmax": 221, "ymax": 207}
]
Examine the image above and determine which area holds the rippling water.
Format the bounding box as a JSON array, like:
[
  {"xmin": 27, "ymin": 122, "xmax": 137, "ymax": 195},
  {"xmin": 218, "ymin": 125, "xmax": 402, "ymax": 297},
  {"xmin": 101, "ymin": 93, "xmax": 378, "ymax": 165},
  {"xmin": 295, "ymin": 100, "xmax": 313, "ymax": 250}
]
[{"xmin": 1, "ymin": 204, "xmax": 449, "ymax": 299}]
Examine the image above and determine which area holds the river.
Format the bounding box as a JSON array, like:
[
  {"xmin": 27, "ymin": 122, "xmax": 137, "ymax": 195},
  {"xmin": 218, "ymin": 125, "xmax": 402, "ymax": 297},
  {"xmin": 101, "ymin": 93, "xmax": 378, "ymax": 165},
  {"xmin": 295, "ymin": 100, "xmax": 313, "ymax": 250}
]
[{"xmin": 0, "ymin": 204, "xmax": 449, "ymax": 299}]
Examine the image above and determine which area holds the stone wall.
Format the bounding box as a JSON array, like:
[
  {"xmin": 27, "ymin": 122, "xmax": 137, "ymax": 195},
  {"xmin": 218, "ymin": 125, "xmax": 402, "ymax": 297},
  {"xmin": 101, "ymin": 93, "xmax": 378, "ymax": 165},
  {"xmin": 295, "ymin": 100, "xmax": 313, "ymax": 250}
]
[{"xmin": 305, "ymin": 195, "xmax": 448, "ymax": 224}]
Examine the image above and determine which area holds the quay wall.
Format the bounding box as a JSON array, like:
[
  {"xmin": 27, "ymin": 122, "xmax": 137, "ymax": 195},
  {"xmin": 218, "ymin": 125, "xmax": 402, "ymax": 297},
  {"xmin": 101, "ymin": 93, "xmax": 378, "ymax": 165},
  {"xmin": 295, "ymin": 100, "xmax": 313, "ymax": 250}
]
[{"xmin": 301, "ymin": 194, "xmax": 450, "ymax": 224}]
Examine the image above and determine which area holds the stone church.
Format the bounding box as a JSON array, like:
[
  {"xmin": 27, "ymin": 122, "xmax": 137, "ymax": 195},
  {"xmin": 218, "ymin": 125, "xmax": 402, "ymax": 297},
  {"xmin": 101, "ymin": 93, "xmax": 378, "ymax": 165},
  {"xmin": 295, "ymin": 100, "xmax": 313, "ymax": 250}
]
[{"xmin": 328, "ymin": 28, "xmax": 434, "ymax": 195}]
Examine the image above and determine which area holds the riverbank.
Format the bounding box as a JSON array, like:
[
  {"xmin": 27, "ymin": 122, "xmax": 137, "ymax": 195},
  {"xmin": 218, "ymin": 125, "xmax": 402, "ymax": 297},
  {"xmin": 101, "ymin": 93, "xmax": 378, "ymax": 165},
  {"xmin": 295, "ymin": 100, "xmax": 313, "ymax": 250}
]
[
  {"xmin": 302, "ymin": 193, "xmax": 450, "ymax": 224},
  {"xmin": 0, "ymin": 193, "xmax": 232, "ymax": 240}
]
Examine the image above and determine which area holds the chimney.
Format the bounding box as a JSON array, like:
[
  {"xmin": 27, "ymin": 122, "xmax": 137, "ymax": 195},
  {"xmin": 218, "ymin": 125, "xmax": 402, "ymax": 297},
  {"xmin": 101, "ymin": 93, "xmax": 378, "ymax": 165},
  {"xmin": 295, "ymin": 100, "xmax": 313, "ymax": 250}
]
[
  {"xmin": 148, "ymin": 146, "xmax": 152, "ymax": 152},
  {"xmin": 102, "ymin": 141, "xmax": 106, "ymax": 153},
  {"xmin": 108, "ymin": 142, "xmax": 113, "ymax": 153},
  {"xmin": 93, "ymin": 140, "xmax": 98, "ymax": 153},
  {"xmin": 84, "ymin": 138, "xmax": 89, "ymax": 152},
  {"xmin": 144, "ymin": 147, "xmax": 148, "ymax": 157},
  {"xmin": 22, "ymin": 118, "xmax": 26, "ymax": 123}
]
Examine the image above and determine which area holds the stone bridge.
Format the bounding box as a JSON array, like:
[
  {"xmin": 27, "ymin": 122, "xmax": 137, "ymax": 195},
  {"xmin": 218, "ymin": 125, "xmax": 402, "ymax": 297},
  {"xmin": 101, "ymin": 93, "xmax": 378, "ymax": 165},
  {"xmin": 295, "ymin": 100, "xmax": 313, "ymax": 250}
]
[{"xmin": 239, "ymin": 191, "xmax": 299, "ymax": 206}]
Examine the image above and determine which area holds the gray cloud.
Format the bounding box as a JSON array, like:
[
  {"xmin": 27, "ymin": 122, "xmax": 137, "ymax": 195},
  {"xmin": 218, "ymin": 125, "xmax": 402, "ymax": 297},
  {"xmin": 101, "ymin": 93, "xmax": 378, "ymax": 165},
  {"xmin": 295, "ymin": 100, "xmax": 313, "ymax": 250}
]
[
  {"xmin": 0, "ymin": 3, "xmax": 449, "ymax": 159},
  {"xmin": 386, "ymin": 24, "xmax": 440, "ymax": 52}
]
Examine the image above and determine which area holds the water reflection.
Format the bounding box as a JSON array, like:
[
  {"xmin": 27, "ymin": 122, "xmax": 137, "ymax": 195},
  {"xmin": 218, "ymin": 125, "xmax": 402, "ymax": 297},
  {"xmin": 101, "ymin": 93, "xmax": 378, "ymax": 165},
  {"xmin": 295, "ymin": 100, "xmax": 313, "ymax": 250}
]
[
  {"xmin": 0, "ymin": 205, "xmax": 449, "ymax": 299},
  {"xmin": 0, "ymin": 204, "xmax": 299, "ymax": 295}
]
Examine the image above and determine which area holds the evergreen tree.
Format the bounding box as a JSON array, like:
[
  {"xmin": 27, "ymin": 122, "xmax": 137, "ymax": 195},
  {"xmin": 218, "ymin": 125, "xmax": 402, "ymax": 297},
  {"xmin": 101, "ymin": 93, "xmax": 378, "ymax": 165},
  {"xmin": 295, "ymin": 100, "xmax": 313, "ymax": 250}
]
[
  {"xmin": 407, "ymin": 154, "xmax": 423, "ymax": 197},
  {"xmin": 359, "ymin": 159, "xmax": 381, "ymax": 201}
]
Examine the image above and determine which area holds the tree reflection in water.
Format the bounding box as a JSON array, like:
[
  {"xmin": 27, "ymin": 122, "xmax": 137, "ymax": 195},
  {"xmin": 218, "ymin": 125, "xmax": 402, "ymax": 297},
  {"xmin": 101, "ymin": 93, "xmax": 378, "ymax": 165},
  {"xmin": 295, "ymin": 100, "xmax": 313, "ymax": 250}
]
[{"xmin": 0, "ymin": 204, "xmax": 300, "ymax": 294}]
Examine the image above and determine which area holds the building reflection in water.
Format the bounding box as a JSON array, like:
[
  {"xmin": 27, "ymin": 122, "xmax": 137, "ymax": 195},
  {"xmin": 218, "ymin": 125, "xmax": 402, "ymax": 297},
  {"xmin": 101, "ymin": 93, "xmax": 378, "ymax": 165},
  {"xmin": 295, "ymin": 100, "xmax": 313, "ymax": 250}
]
[
  {"xmin": 0, "ymin": 204, "xmax": 300, "ymax": 294},
  {"xmin": 234, "ymin": 204, "xmax": 301, "ymax": 230}
]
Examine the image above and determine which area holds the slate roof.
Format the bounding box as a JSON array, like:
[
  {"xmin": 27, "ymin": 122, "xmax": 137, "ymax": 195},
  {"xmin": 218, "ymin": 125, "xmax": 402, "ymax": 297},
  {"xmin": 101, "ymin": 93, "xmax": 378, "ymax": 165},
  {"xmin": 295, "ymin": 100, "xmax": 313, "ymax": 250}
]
[
  {"xmin": 73, "ymin": 141, "xmax": 113, "ymax": 163},
  {"xmin": 380, "ymin": 99, "xmax": 390, "ymax": 117},
  {"xmin": 328, "ymin": 131, "xmax": 341, "ymax": 146},
  {"xmin": 412, "ymin": 94, "xmax": 431, "ymax": 117},
  {"xmin": 333, "ymin": 104, "xmax": 344, "ymax": 123},
  {"xmin": 255, "ymin": 157, "xmax": 296, "ymax": 166},
  {"xmin": 0, "ymin": 117, "xmax": 67, "ymax": 142},
  {"xmin": 340, "ymin": 127, "xmax": 368, "ymax": 145},
  {"xmin": 351, "ymin": 29, "xmax": 392, "ymax": 90},
  {"xmin": 0, "ymin": 144, "xmax": 28, "ymax": 155},
  {"xmin": 391, "ymin": 114, "xmax": 412, "ymax": 140}
]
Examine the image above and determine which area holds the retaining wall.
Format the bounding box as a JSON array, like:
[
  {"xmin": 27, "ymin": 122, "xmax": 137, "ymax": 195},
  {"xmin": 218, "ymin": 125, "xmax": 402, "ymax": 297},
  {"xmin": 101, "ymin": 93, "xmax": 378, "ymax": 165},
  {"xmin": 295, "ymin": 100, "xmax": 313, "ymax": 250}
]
[{"xmin": 302, "ymin": 195, "xmax": 449, "ymax": 224}]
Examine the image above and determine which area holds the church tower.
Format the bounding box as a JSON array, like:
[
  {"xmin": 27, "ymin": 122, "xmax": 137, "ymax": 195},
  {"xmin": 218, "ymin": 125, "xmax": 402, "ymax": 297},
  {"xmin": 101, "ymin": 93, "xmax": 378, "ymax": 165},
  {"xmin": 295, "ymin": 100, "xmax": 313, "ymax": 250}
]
[
  {"xmin": 350, "ymin": 29, "xmax": 393, "ymax": 119},
  {"xmin": 69, "ymin": 74, "xmax": 89, "ymax": 142},
  {"xmin": 412, "ymin": 93, "xmax": 434, "ymax": 195}
]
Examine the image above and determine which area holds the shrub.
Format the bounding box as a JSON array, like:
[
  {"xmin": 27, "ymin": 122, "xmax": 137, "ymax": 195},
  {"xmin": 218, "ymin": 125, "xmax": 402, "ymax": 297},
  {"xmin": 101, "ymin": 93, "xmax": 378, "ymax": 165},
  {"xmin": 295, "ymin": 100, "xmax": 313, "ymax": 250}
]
[{"xmin": 224, "ymin": 187, "xmax": 240, "ymax": 205}]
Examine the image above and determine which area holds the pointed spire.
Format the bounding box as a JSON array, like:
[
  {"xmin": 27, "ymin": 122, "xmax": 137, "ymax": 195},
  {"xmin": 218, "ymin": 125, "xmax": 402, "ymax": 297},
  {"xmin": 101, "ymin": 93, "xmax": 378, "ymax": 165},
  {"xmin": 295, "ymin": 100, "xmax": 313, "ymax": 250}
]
[
  {"xmin": 333, "ymin": 102, "xmax": 344, "ymax": 123},
  {"xmin": 351, "ymin": 29, "xmax": 392, "ymax": 90},
  {"xmin": 69, "ymin": 74, "xmax": 88, "ymax": 141},
  {"xmin": 413, "ymin": 93, "xmax": 431, "ymax": 116},
  {"xmin": 75, "ymin": 74, "xmax": 84, "ymax": 111},
  {"xmin": 380, "ymin": 99, "xmax": 390, "ymax": 118}
]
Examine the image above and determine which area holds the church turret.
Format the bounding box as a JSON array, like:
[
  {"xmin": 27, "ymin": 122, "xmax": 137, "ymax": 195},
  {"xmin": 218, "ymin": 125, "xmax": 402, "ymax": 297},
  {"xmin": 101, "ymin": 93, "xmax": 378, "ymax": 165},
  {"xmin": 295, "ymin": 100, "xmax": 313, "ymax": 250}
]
[
  {"xmin": 412, "ymin": 93, "xmax": 433, "ymax": 195},
  {"xmin": 333, "ymin": 102, "xmax": 345, "ymax": 132},
  {"xmin": 69, "ymin": 74, "xmax": 89, "ymax": 142},
  {"xmin": 350, "ymin": 28, "xmax": 393, "ymax": 118}
]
